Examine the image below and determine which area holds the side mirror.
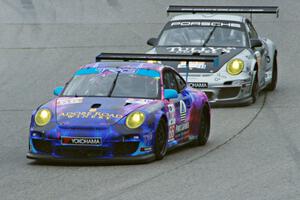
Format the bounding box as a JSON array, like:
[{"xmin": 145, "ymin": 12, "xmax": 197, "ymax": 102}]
[
  {"xmin": 164, "ymin": 89, "xmax": 178, "ymax": 100},
  {"xmin": 53, "ymin": 86, "xmax": 64, "ymax": 96},
  {"xmin": 147, "ymin": 38, "xmax": 158, "ymax": 46},
  {"xmin": 250, "ymin": 39, "xmax": 263, "ymax": 48}
]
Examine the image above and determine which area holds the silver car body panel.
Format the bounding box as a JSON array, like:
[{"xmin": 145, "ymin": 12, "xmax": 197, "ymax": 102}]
[{"xmin": 148, "ymin": 14, "xmax": 277, "ymax": 105}]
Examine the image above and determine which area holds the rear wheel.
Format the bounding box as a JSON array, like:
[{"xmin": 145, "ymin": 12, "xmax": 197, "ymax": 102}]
[
  {"xmin": 196, "ymin": 106, "xmax": 210, "ymax": 146},
  {"xmin": 251, "ymin": 73, "xmax": 259, "ymax": 104},
  {"xmin": 266, "ymin": 55, "xmax": 278, "ymax": 91},
  {"xmin": 154, "ymin": 119, "xmax": 168, "ymax": 160}
]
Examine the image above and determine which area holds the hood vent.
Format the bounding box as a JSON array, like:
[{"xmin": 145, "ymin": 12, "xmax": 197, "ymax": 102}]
[
  {"xmin": 90, "ymin": 104, "xmax": 101, "ymax": 109},
  {"xmin": 124, "ymin": 102, "xmax": 132, "ymax": 106}
]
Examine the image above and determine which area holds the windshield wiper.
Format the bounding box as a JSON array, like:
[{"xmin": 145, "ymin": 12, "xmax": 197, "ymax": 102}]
[
  {"xmin": 108, "ymin": 71, "xmax": 120, "ymax": 97},
  {"xmin": 202, "ymin": 26, "xmax": 218, "ymax": 47}
]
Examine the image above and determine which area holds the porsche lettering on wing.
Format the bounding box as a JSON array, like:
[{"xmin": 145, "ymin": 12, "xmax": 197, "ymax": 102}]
[{"xmin": 170, "ymin": 21, "xmax": 241, "ymax": 28}]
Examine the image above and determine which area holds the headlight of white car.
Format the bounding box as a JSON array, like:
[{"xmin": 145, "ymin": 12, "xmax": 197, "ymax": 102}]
[{"xmin": 227, "ymin": 59, "xmax": 244, "ymax": 75}]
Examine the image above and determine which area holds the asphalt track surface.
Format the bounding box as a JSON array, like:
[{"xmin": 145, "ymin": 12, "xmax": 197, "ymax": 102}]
[{"xmin": 0, "ymin": 0, "xmax": 299, "ymax": 199}]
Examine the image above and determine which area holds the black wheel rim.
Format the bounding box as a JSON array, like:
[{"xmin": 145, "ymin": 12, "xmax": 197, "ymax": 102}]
[{"xmin": 156, "ymin": 123, "xmax": 167, "ymax": 155}]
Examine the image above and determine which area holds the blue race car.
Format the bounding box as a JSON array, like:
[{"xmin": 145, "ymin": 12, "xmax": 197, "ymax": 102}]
[{"xmin": 27, "ymin": 54, "xmax": 211, "ymax": 163}]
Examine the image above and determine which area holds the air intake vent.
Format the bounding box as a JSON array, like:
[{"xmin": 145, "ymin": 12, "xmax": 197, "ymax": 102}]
[{"xmin": 91, "ymin": 104, "xmax": 101, "ymax": 108}]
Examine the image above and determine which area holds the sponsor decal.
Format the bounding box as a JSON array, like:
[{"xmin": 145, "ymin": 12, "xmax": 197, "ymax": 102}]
[
  {"xmin": 178, "ymin": 61, "xmax": 207, "ymax": 70},
  {"xmin": 89, "ymin": 108, "xmax": 97, "ymax": 112},
  {"xmin": 189, "ymin": 82, "xmax": 208, "ymax": 88},
  {"xmin": 126, "ymin": 98, "xmax": 154, "ymax": 105},
  {"xmin": 167, "ymin": 104, "xmax": 176, "ymax": 125},
  {"xmin": 57, "ymin": 97, "xmax": 83, "ymax": 106},
  {"xmin": 180, "ymin": 100, "xmax": 187, "ymax": 122},
  {"xmin": 168, "ymin": 124, "xmax": 176, "ymax": 142},
  {"xmin": 176, "ymin": 122, "xmax": 189, "ymax": 133},
  {"xmin": 170, "ymin": 21, "xmax": 241, "ymax": 28},
  {"xmin": 59, "ymin": 112, "xmax": 123, "ymax": 120},
  {"xmin": 140, "ymin": 147, "xmax": 152, "ymax": 152},
  {"xmin": 167, "ymin": 103, "xmax": 176, "ymax": 141},
  {"xmin": 61, "ymin": 137, "xmax": 101, "ymax": 145},
  {"xmin": 167, "ymin": 47, "xmax": 236, "ymax": 54}
]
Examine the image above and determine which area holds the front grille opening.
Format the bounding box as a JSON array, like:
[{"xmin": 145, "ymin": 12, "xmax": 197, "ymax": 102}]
[
  {"xmin": 55, "ymin": 147, "xmax": 104, "ymax": 158},
  {"xmin": 91, "ymin": 104, "xmax": 101, "ymax": 109},
  {"xmin": 123, "ymin": 134, "xmax": 140, "ymax": 140},
  {"xmin": 32, "ymin": 139, "xmax": 52, "ymax": 154},
  {"xmin": 124, "ymin": 102, "xmax": 132, "ymax": 106},
  {"xmin": 224, "ymin": 81, "xmax": 233, "ymax": 85},
  {"xmin": 113, "ymin": 142, "xmax": 139, "ymax": 156},
  {"xmin": 218, "ymin": 87, "xmax": 240, "ymax": 99}
]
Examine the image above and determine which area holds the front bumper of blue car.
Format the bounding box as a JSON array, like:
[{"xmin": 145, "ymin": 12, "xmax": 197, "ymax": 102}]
[
  {"xmin": 27, "ymin": 128, "xmax": 156, "ymax": 163},
  {"xmin": 26, "ymin": 152, "xmax": 155, "ymax": 164}
]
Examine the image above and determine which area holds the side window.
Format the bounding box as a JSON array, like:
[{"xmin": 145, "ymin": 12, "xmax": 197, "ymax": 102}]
[
  {"xmin": 173, "ymin": 72, "xmax": 186, "ymax": 91},
  {"xmin": 246, "ymin": 21, "xmax": 258, "ymax": 39},
  {"xmin": 163, "ymin": 70, "xmax": 178, "ymax": 91}
]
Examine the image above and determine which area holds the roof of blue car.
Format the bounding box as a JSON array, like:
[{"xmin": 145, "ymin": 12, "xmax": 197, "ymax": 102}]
[
  {"xmin": 74, "ymin": 62, "xmax": 164, "ymax": 77},
  {"xmin": 80, "ymin": 62, "xmax": 163, "ymax": 71}
]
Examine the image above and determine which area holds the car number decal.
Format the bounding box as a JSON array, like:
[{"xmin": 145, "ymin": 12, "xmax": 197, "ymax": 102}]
[{"xmin": 167, "ymin": 104, "xmax": 176, "ymax": 141}]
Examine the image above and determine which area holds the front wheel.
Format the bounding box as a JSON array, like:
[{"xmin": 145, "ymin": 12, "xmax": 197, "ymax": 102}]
[
  {"xmin": 265, "ymin": 55, "xmax": 278, "ymax": 91},
  {"xmin": 196, "ymin": 106, "xmax": 210, "ymax": 146},
  {"xmin": 251, "ymin": 73, "xmax": 259, "ymax": 104},
  {"xmin": 154, "ymin": 120, "xmax": 168, "ymax": 160}
]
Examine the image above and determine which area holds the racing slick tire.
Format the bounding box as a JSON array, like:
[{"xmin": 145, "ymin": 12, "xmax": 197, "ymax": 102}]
[
  {"xmin": 265, "ymin": 54, "xmax": 278, "ymax": 91},
  {"xmin": 251, "ymin": 72, "xmax": 259, "ymax": 104},
  {"xmin": 154, "ymin": 119, "xmax": 168, "ymax": 160},
  {"xmin": 196, "ymin": 105, "xmax": 210, "ymax": 146}
]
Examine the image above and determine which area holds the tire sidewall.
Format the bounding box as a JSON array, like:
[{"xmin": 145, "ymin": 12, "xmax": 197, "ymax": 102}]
[
  {"xmin": 251, "ymin": 73, "xmax": 259, "ymax": 103},
  {"xmin": 154, "ymin": 120, "xmax": 168, "ymax": 160},
  {"xmin": 267, "ymin": 55, "xmax": 278, "ymax": 91},
  {"xmin": 197, "ymin": 106, "xmax": 210, "ymax": 146}
]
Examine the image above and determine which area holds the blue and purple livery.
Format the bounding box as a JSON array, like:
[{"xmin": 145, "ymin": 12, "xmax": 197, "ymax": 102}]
[{"xmin": 27, "ymin": 60, "xmax": 211, "ymax": 163}]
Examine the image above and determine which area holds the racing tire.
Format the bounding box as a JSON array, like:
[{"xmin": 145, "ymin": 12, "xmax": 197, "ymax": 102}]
[
  {"xmin": 154, "ymin": 119, "xmax": 168, "ymax": 160},
  {"xmin": 196, "ymin": 105, "xmax": 210, "ymax": 146},
  {"xmin": 265, "ymin": 55, "xmax": 278, "ymax": 91},
  {"xmin": 251, "ymin": 73, "xmax": 259, "ymax": 104}
]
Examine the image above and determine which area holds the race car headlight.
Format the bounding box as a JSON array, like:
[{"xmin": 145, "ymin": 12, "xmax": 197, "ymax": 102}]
[
  {"xmin": 126, "ymin": 111, "xmax": 145, "ymax": 129},
  {"xmin": 34, "ymin": 109, "xmax": 52, "ymax": 126},
  {"xmin": 227, "ymin": 59, "xmax": 244, "ymax": 75}
]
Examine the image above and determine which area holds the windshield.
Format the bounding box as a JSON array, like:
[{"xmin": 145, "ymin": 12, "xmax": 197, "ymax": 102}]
[
  {"xmin": 62, "ymin": 71, "xmax": 160, "ymax": 99},
  {"xmin": 158, "ymin": 26, "xmax": 247, "ymax": 47}
]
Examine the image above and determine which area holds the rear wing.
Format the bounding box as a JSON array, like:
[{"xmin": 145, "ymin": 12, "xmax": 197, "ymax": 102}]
[
  {"xmin": 96, "ymin": 53, "xmax": 217, "ymax": 63},
  {"xmin": 96, "ymin": 53, "xmax": 219, "ymax": 81},
  {"xmin": 167, "ymin": 5, "xmax": 279, "ymax": 18}
]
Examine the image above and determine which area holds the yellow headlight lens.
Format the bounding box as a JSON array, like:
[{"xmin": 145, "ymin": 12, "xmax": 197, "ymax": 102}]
[
  {"xmin": 227, "ymin": 59, "xmax": 244, "ymax": 75},
  {"xmin": 126, "ymin": 111, "xmax": 145, "ymax": 129},
  {"xmin": 34, "ymin": 109, "xmax": 52, "ymax": 126}
]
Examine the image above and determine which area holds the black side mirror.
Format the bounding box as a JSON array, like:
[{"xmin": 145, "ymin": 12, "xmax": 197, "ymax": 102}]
[
  {"xmin": 147, "ymin": 38, "xmax": 158, "ymax": 46},
  {"xmin": 250, "ymin": 39, "xmax": 263, "ymax": 48}
]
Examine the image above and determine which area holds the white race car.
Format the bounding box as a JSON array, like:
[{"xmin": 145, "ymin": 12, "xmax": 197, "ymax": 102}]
[{"xmin": 147, "ymin": 5, "xmax": 279, "ymax": 106}]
